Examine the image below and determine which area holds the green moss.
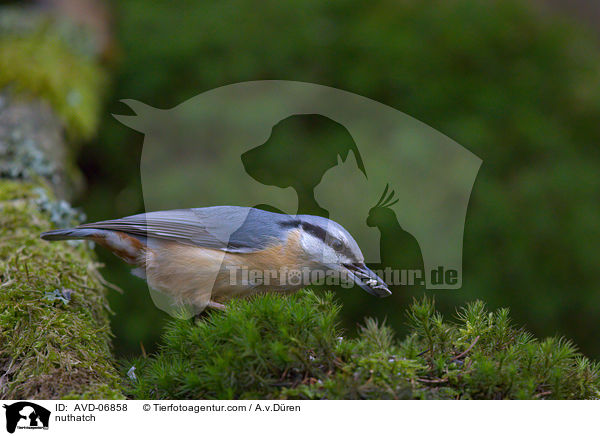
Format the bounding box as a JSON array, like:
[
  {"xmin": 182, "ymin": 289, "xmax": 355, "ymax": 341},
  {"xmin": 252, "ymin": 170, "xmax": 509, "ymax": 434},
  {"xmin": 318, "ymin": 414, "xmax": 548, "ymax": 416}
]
[
  {"xmin": 0, "ymin": 13, "xmax": 107, "ymax": 139},
  {"xmin": 0, "ymin": 180, "xmax": 123, "ymax": 399},
  {"xmin": 0, "ymin": 180, "xmax": 36, "ymax": 202},
  {"xmin": 124, "ymin": 291, "xmax": 600, "ymax": 400}
]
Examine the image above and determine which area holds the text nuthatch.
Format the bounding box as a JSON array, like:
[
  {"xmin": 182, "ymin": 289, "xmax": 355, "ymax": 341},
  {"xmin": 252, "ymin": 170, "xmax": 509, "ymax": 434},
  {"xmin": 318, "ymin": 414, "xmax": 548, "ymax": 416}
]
[{"xmin": 41, "ymin": 206, "xmax": 391, "ymax": 311}]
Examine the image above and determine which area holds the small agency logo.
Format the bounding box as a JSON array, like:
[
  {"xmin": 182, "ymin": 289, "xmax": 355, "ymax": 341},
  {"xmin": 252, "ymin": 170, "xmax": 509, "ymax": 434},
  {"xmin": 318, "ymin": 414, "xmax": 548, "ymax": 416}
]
[{"xmin": 2, "ymin": 402, "xmax": 50, "ymax": 434}]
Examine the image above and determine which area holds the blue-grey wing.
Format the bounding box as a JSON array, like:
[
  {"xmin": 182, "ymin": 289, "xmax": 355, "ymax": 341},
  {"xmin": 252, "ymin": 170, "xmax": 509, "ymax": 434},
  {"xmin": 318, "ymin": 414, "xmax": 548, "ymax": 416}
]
[{"xmin": 77, "ymin": 206, "xmax": 294, "ymax": 252}]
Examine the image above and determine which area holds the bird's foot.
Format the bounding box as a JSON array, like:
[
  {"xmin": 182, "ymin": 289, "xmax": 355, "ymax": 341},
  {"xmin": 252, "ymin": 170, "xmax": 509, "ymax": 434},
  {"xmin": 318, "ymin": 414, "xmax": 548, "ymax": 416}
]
[{"xmin": 207, "ymin": 300, "xmax": 227, "ymax": 311}]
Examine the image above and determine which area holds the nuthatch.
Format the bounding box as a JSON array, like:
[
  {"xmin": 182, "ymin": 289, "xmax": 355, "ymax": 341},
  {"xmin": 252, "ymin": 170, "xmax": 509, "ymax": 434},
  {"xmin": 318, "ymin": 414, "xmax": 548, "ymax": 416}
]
[{"xmin": 41, "ymin": 207, "xmax": 391, "ymax": 311}]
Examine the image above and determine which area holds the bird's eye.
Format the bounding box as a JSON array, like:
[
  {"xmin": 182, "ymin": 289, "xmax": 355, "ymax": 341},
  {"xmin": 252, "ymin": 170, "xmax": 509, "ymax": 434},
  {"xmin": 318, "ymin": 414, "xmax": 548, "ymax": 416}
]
[{"xmin": 332, "ymin": 239, "xmax": 344, "ymax": 251}]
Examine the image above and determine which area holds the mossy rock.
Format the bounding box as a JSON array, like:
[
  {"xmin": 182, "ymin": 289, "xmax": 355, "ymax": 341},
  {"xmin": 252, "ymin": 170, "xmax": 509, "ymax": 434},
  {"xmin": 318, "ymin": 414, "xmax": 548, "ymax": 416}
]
[{"xmin": 0, "ymin": 180, "xmax": 122, "ymax": 399}]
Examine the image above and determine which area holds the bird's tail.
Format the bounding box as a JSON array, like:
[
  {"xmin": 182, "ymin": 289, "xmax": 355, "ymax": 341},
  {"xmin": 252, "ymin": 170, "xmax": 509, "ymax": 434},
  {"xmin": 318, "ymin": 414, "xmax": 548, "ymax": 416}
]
[
  {"xmin": 41, "ymin": 227, "xmax": 146, "ymax": 266},
  {"xmin": 40, "ymin": 228, "xmax": 99, "ymax": 241}
]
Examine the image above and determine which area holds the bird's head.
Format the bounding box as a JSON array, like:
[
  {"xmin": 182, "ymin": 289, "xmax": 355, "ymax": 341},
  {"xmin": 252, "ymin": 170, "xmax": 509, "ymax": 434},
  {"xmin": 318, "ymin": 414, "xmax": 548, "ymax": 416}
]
[{"xmin": 288, "ymin": 215, "xmax": 391, "ymax": 297}]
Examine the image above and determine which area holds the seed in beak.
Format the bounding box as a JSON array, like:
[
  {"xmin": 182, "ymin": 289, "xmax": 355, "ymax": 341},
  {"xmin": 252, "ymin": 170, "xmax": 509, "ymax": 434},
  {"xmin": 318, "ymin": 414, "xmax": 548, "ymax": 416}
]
[{"xmin": 366, "ymin": 279, "xmax": 377, "ymax": 287}]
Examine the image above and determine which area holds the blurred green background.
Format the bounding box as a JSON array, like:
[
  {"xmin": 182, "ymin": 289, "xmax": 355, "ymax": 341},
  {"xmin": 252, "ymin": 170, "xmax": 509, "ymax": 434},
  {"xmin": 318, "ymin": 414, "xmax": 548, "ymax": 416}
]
[{"xmin": 75, "ymin": 0, "xmax": 600, "ymax": 359}]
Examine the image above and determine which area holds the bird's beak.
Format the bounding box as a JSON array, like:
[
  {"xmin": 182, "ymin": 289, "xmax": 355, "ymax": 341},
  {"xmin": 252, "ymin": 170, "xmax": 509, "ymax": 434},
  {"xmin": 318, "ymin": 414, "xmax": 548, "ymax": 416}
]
[{"xmin": 342, "ymin": 263, "xmax": 391, "ymax": 298}]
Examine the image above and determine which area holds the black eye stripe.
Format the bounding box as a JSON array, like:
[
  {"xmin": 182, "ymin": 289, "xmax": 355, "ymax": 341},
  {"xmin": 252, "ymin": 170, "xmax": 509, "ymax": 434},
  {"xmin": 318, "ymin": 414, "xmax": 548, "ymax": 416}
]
[
  {"xmin": 302, "ymin": 223, "xmax": 356, "ymax": 259},
  {"xmin": 278, "ymin": 220, "xmax": 329, "ymax": 242},
  {"xmin": 280, "ymin": 219, "xmax": 354, "ymax": 259},
  {"xmin": 300, "ymin": 222, "xmax": 329, "ymax": 244}
]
